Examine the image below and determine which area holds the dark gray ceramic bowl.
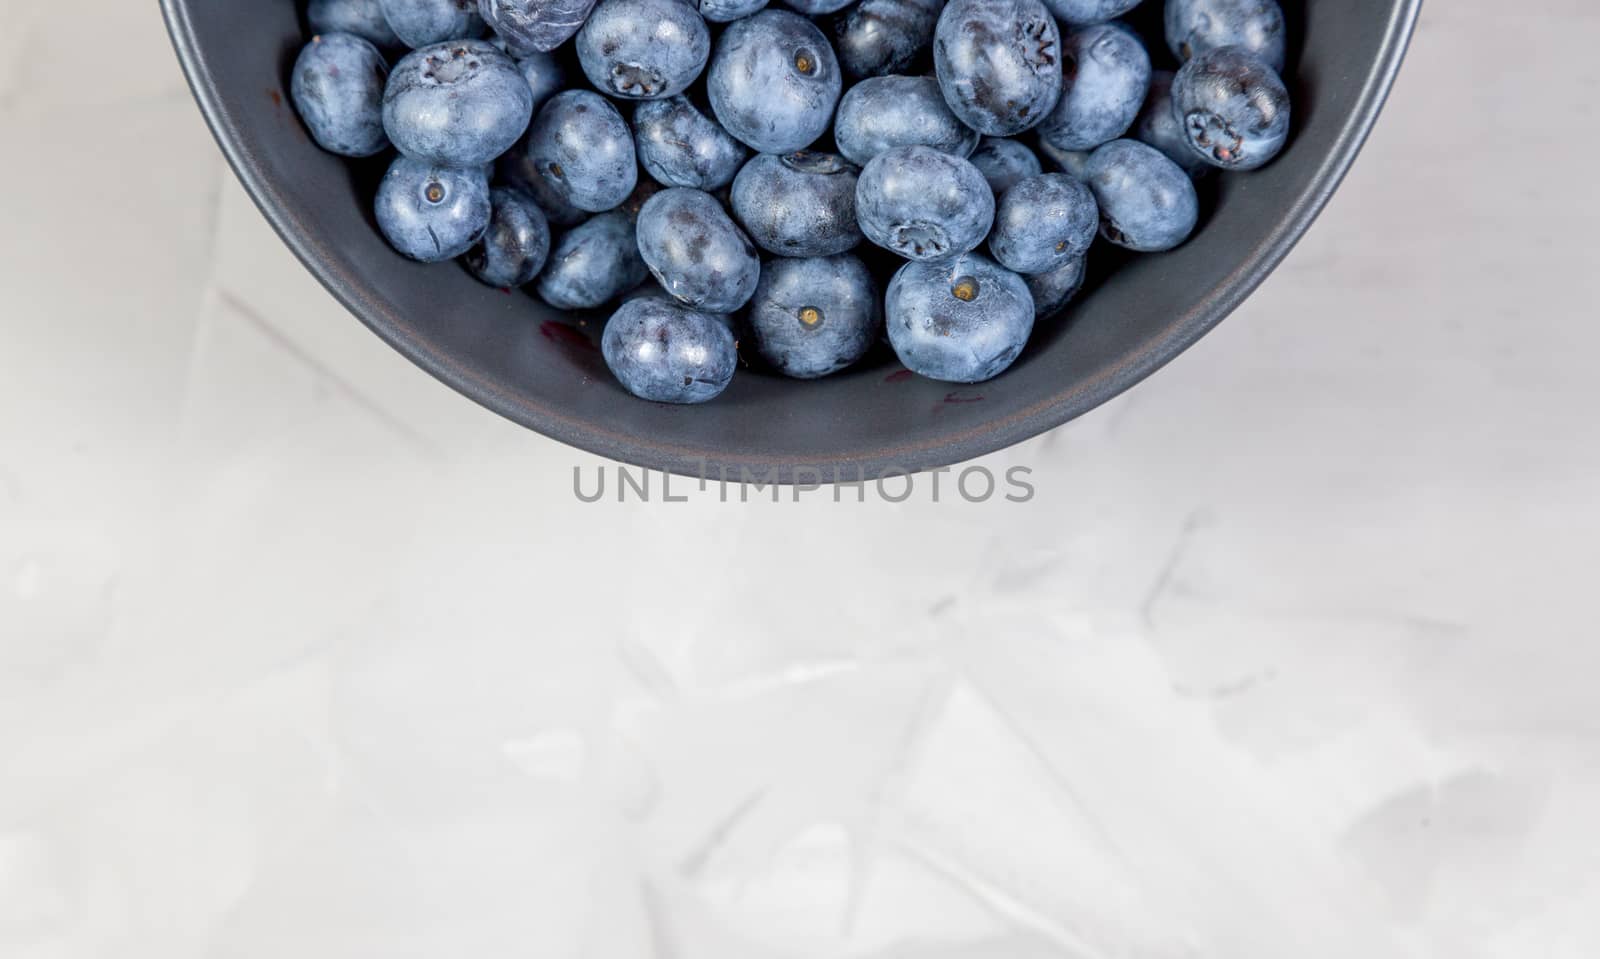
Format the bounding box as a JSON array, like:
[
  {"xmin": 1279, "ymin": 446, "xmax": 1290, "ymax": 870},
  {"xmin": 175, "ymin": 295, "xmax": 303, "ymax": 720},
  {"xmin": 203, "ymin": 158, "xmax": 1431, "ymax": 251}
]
[{"xmin": 161, "ymin": 0, "xmax": 1420, "ymax": 481}]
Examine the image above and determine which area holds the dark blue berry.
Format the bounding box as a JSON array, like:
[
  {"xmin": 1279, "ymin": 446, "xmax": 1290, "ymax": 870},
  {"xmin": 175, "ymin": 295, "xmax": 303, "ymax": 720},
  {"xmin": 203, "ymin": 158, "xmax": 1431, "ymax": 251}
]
[
  {"xmin": 1134, "ymin": 70, "xmax": 1208, "ymax": 176},
  {"xmin": 308, "ymin": 0, "xmax": 402, "ymax": 49},
  {"xmin": 856, "ymin": 144, "xmax": 994, "ymax": 262},
  {"xmin": 636, "ymin": 188, "xmax": 762, "ymax": 313},
  {"xmin": 835, "ymin": 75, "xmax": 979, "ymax": 167},
  {"xmin": 379, "ymin": 0, "xmax": 485, "ymax": 48},
  {"xmin": 707, "ymin": 10, "xmax": 842, "ymax": 154},
  {"xmin": 1040, "ymin": 0, "xmax": 1141, "ymax": 26},
  {"xmin": 1172, "ymin": 46, "xmax": 1291, "ymax": 171},
  {"xmin": 602, "ymin": 296, "xmax": 738, "ymax": 403},
  {"xmin": 375, "ymin": 157, "xmax": 492, "ymax": 262},
  {"xmin": 515, "ymin": 51, "xmax": 567, "ymax": 111},
  {"xmin": 291, "ymin": 34, "xmax": 390, "ymax": 158},
  {"xmin": 1035, "ymin": 139, "xmax": 1092, "ymax": 179},
  {"xmin": 1026, "ymin": 252, "xmax": 1086, "ymax": 317},
  {"xmin": 781, "ymin": 0, "xmax": 855, "ymax": 14},
  {"xmin": 886, "ymin": 253, "xmax": 1034, "ymax": 383},
  {"xmin": 933, "ymin": 0, "xmax": 1061, "ymax": 137},
  {"xmin": 832, "ymin": 0, "xmax": 943, "ymax": 81},
  {"xmin": 576, "ymin": 0, "xmax": 711, "ymax": 100},
  {"xmin": 383, "ymin": 40, "xmax": 533, "ymax": 166},
  {"xmin": 1166, "ymin": 0, "xmax": 1287, "ymax": 73},
  {"xmin": 988, "ymin": 172, "xmax": 1098, "ymax": 274},
  {"xmin": 968, "ymin": 137, "xmax": 1042, "ymax": 194},
  {"xmin": 498, "ymin": 136, "xmax": 587, "ymax": 226},
  {"xmin": 535, "ymin": 210, "xmax": 649, "ymax": 308},
  {"xmin": 526, "ymin": 90, "xmax": 639, "ymax": 212},
  {"xmin": 731, "ymin": 152, "xmax": 863, "ymax": 256},
  {"xmin": 463, "ymin": 186, "xmax": 552, "ymax": 287},
  {"xmin": 747, "ymin": 255, "xmax": 882, "ymax": 379},
  {"xmin": 1037, "ymin": 21, "xmax": 1151, "ymax": 152},
  {"xmin": 476, "ymin": 0, "xmax": 597, "ymax": 54},
  {"xmin": 1083, "ymin": 139, "xmax": 1198, "ymax": 251},
  {"xmin": 634, "ymin": 96, "xmax": 749, "ymax": 191},
  {"xmin": 697, "ymin": 0, "xmax": 769, "ymax": 22}
]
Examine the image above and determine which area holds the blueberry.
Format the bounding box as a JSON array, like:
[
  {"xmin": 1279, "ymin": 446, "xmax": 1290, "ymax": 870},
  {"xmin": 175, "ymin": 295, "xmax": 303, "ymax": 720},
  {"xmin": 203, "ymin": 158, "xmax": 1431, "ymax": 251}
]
[
  {"xmin": 636, "ymin": 188, "xmax": 762, "ymax": 312},
  {"xmin": 1034, "ymin": 139, "xmax": 1092, "ymax": 178},
  {"xmin": 476, "ymin": 0, "xmax": 598, "ymax": 54},
  {"xmin": 856, "ymin": 144, "xmax": 994, "ymax": 262},
  {"xmin": 747, "ymin": 255, "xmax": 881, "ymax": 378},
  {"xmin": 383, "ymin": 40, "xmax": 533, "ymax": 166},
  {"xmin": 308, "ymin": 0, "xmax": 402, "ymax": 49},
  {"xmin": 1037, "ymin": 21, "xmax": 1151, "ymax": 152},
  {"xmin": 526, "ymin": 90, "xmax": 639, "ymax": 212},
  {"xmin": 1039, "ymin": 0, "xmax": 1141, "ymax": 26},
  {"xmin": 781, "ymin": 0, "xmax": 855, "ymax": 14},
  {"xmin": 1083, "ymin": 139, "xmax": 1198, "ymax": 251},
  {"xmin": 515, "ymin": 51, "xmax": 567, "ymax": 111},
  {"xmin": 463, "ymin": 186, "xmax": 552, "ymax": 287},
  {"xmin": 730, "ymin": 152, "xmax": 864, "ymax": 257},
  {"xmin": 576, "ymin": 0, "xmax": 711, "ymax": 100},
  {"xmin": 932, "ymin": 0, "xmax": 1061, "ymax": 137},
  {"xmin": 291, "ymin": 34, "xmax": 391, "ymax": 157},
  {"xmin": 707, "ymin": 10, "xmax": 842, "ymax": 154},
  {"xmin": 497, "ymin": 137, "xmax": 587, "ymax": 225},
  {"xmin": 988, "ymin": 172, "xmax": 1097, "ymax": 274},
  {"xmin": 835, "ymin": 75, "xmax": 980, "ymax": 167},
  {"xmin": 886, "ymin": 253, "xmax": 1033, "ymax": 383},
  {"xmin": 1172, "ymin": 46, "xmax": 1291, "ymax": 171},
  {"xmin": 1166, "ymin": 0, "xmax": 1287, "ymax": 73},
  {"xmin": 1134, "ymin": 70, "xmax": 1208, "ymax": 176},
  {"xmin": 968, "ymin": 137, "xmax": 1042, "ymax": 194},
  {"xmin": 375, "ymin": 157, "xmax": 492, "ymax": 262},
  {"xmin": 697, "ymin": 0, "xmax": 769, "ymax": 23},
  {"xmin": 535, "ymin": 210, "xmax": 649, "ymax": 308},
  {"xmin": 602, "ymin": 296, "xmax": 738, "ymax": 403},
  {"xmin": 1025, "ymin": 252, "xmax": 1086, "ymax": 317},
  {"xmin": 832, "ymin": 0, "xmax": 943, "ymax": 81},
  {"xmin": 379, "ymin": 0, "xmax": 485, "ymax": 48},
  {"xmin": 633, "ymin": 96, "xmax": 749, "ymax": 191}
]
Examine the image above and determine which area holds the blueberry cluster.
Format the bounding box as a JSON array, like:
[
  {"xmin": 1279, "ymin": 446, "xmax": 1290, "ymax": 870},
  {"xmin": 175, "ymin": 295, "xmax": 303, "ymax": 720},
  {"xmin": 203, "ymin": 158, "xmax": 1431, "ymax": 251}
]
[{"xmin": 292, "ymin": 0, "xmax": 1293, "ymax": 401}]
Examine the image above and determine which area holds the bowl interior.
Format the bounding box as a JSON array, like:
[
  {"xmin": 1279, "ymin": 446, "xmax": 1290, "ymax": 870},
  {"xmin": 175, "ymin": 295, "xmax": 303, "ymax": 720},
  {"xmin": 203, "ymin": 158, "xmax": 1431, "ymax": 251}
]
[{"xmin": 162, "ymin": 0, "xmax": 1419, "ymax": 480}]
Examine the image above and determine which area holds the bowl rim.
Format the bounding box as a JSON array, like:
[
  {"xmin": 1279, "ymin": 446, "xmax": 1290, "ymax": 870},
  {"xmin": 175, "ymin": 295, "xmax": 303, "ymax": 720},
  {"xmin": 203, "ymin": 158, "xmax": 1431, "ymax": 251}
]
[{"xmin": 160, "ymin": 0, "xmax": 1423, "ymax": 481}]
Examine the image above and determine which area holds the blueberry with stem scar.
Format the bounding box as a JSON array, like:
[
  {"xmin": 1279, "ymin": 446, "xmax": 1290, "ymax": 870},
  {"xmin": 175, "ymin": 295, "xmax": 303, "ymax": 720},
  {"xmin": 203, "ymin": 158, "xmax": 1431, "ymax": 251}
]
[
  {"xmin": 707, "ymin": 10, "xmax": 842, "ymax": 154},
  {"xmin": 525, "ymin": 90, "xmax": 639, "ymax": 212},
  {"xmin": 576, "ymin": 0, "xmax": 711, "ymax": 100},
  {"xmin": 856, "ymin": 145, "xmax": 995, "ymax": 262},
  {"xmin": 746, "ymin": 254, "xmax": 882, "ymax": 379},
  {"xmin": 383, "ymin": 39, "xmax": 533, "ymax": 166},
  {"xmin": 932, "ymin": 0, "xmax": 1062, "ymax": 137},
  {"xmin": 886, "ymin": 253, "xmax": 1034, "ymax": 383},
  {"xmin": 1172, "ymin": 45, "xmax": 1291, "ymax": 171},
  {"xmin": 988, "ymin": 172, "xmax": 1098, "ymax": 274},
  {"xmin": 375, "ymin": 157, "xmax": 492, "ymax": 262}
]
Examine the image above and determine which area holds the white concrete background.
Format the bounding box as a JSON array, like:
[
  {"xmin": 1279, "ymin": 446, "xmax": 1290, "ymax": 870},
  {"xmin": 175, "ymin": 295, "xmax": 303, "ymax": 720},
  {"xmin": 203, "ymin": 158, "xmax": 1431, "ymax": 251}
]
[{"xmin": 3, "ymin": 1, "xmax": 1598, "ymax": 956}]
